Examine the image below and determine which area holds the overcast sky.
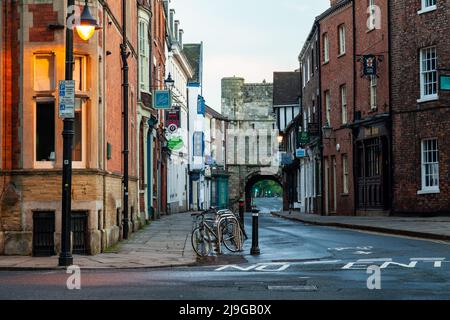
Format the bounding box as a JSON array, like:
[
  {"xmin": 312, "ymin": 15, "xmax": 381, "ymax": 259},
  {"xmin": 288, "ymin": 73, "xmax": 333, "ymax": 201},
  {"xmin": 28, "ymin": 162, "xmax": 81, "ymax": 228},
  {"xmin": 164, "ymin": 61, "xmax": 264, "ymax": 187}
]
[{"xmin": 174, "ymin": 0, "xmax": 330, "ymax": 112}]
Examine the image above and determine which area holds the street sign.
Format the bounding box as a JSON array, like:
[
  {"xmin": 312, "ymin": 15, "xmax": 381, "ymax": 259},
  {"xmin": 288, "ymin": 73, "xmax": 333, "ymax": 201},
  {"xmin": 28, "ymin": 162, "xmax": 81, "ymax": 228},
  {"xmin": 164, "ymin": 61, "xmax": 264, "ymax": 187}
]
[
  {"xmin": 167, "ymin": 123, "xmax": 178, "ymax": 134},
  {"xmin": 58, "ymin": 80, "xmax": 75, "ymax": 118},
  {"xmin": 440, "ymin": 75, "xmax": 450, "ymax": 91},
  {"xmin": 153, "ymin": 90, "xmax": 172, "ymax": 109}
]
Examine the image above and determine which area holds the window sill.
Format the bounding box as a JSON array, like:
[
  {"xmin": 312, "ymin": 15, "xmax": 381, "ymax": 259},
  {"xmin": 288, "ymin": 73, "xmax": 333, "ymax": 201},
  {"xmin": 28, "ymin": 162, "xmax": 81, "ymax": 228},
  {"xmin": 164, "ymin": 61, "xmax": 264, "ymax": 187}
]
[
  {"xmin": 34, "ymin": 162, "xmax": 56, "ymax": 169},
  {"xmin": 341, "ymin": 193, "xmax": 349, "ymax": 197},
  {"xmin": 322, "ymin": 61, "xmax": 329, "ymax": 66},
  {"xmin": 417, "ymin": 188, "xmax": 440, "ymax": 195},
  {"xmin": 417, "ymin": 95, "xmax": 438, "ymax": 103},
  {"xmin": 366, "ymin": 27, "xmax": 376, "ymax": 34},
  {"xmin": 337, "ymin": 53, "xmax": 346, "ymax": 58},
  {"xmin": 417, "ymin": 5, "xmax": 436, "ymax": 15}
]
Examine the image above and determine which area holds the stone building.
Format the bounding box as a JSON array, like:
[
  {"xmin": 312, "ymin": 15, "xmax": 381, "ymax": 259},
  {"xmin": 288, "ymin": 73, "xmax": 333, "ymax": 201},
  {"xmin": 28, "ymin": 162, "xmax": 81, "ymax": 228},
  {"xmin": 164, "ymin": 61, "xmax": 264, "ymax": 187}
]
[
  {"xmin": 390, "ymin": 0, "xmax": 450, "ymax": 214},
  {"xmin": 0, "ymin": 1, "xmax": 139, "ymax": 255},
  {"xmin": 221, "ymin": 77, "xmax": 280, "ymax": 211}
]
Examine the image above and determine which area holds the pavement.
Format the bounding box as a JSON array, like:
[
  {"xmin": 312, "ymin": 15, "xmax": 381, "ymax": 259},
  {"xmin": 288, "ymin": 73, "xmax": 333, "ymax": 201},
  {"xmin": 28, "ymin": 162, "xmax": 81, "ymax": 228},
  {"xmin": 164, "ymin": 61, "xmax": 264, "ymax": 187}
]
[
  {"xmin": 272, "ymin": 210, "xmax": 450, "ymax": 241},
  {"xmin": 0, "ymin": 212, "xmax": 197, "ymax": 270}
]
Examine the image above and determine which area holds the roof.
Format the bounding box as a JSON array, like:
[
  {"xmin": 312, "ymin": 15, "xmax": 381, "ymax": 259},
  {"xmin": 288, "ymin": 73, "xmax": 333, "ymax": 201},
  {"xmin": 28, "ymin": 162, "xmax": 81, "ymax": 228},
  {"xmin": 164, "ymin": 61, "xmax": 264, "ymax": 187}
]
[
  {"xmin": 273, "ymin": 72, "xmax": 301, "ymax": 106},
  {"xmin": 205, "ymin": 105, "xmax": 228, "ymax": 121},
  {"xmin": 316, "ymin": 0, "xmax": 352, "ymax": 22},
  {"xmin": 182, "ymin": 43, "xmax": 202, "ymax": 84}
]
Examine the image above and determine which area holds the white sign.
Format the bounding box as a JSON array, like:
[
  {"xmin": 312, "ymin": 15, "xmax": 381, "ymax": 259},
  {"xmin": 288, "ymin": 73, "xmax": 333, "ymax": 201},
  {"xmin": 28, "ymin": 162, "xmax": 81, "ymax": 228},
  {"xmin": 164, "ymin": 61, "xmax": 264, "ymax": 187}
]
[{"xmin": 59, "ymin": 80, "xmax": 75, "ymax": 118}]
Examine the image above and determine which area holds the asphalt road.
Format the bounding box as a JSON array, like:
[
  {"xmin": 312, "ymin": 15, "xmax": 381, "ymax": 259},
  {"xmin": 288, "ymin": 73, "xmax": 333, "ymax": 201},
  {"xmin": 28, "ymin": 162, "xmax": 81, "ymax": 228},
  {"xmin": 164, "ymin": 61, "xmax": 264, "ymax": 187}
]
[{"xmin": 0, "ymin": 197, "xmax": 449, "ymax": 300}]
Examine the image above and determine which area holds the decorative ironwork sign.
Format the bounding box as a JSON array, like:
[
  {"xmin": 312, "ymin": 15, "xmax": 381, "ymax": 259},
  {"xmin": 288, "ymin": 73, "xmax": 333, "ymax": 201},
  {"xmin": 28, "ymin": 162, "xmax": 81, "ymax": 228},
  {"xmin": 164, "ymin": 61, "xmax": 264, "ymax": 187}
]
[
  {"xmin": 165, "ymin": 107, "xmax": 180, "ymax": 129},
  {"xmin": 363, "ymin": 55, "xmax": 377, "ymax": 76}
]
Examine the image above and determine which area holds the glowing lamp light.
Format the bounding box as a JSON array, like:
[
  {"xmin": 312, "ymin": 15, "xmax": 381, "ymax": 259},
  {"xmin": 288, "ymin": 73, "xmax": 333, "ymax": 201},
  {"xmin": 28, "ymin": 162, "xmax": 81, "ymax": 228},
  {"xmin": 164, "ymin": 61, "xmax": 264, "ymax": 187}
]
[
  {"xmin": 277, "ymin": 135, "xmax": 284, "ymax": 144},
  {"xmin": 75, "ymin": 1, "xmax": 101, "ymax": 41},
  {"xmin": 76, "ymin": 25, "xmax": 96, "ymax": 41}
]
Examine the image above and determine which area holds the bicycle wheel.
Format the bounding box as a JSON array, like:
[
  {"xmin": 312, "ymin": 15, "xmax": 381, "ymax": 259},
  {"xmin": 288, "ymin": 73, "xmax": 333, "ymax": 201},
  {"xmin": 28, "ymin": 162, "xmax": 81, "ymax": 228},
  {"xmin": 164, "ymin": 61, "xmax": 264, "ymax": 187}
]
[
  {"xmin": 221, "ymin": 220, "xmax": 243, "ymax": 253},
  {"xmin": 191, "ymin": 226, "xmax": 212, "ymax": 257}
]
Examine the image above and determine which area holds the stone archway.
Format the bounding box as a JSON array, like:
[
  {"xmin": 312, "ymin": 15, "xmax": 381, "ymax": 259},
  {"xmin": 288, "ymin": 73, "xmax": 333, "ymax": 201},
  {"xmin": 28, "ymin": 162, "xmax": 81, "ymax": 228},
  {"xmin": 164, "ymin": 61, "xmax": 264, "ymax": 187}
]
[{"xmin": 244, "ymin": 173, "xmax": 283, "ymax": 212}]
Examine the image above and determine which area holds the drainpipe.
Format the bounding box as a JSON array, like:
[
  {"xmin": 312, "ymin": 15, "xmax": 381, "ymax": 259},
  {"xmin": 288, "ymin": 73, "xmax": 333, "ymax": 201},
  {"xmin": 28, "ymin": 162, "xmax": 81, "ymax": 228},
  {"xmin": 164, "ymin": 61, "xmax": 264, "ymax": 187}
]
[
  {"xmin": 121, "ymin": 0, "xmax": 129, "ymax": 239},
  {"xmin": 387, "ymin": 0, "xmax": 394, "ymax": 215},
  {"xmin": 352, "ymin": 0, "xmax": 357, "ymax": 216},
  {"xmin": 316, "ymin": 20, "xmax": 325, "ymax": 216}
]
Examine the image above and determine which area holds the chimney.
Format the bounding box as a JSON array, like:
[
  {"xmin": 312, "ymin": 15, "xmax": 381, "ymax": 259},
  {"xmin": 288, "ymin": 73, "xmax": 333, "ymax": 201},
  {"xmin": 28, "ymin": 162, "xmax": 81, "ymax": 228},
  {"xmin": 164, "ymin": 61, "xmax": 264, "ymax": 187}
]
[
  {"xmin": 170, "ymin": 9, "xmax": 175, "ymax": 39},
  {"xmin": 330, "ymin": 0, "xmax": 338, "ymax": 6},
  {"xmin": 174, "ymin": 20, "xmax": 180, "ymax": 42},
  {"xmin": 179, "ymin": 29, "xmax": 184, "ymax": 49}
]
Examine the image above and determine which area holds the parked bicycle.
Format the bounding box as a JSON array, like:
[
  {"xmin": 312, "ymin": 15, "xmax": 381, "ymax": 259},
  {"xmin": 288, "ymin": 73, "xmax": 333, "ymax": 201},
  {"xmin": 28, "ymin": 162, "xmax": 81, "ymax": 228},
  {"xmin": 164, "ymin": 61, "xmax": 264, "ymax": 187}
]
[{"xmin": 191, "ymin": 207, "xmax": 245, "ymax": 257}]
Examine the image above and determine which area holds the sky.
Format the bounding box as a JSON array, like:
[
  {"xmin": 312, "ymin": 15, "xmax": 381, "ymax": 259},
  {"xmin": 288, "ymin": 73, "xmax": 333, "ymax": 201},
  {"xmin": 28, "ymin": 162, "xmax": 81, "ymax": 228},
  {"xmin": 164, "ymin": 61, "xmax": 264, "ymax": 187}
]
[{"xmin": 174, "ymin": 0, "xmax": 330, "ymax": 112}]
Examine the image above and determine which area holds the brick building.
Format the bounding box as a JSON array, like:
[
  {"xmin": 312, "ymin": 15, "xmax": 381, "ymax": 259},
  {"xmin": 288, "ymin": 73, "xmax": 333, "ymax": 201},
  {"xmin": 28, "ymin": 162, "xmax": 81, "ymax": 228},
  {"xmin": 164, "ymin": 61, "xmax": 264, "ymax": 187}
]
[
  {"xmin": 0, "ymin": 1, "xmax": 139, "ymax": 256},
  {"xmin": 390, "ymin": 0, "xmax": 450, "ymax": 214},
  {"xmin": 318, "ymin": 0, "xmax": 355, "ymax": 215},
  {"xmin": 351, "ymin": 0, "xmax": 391, "ymax": 215}
]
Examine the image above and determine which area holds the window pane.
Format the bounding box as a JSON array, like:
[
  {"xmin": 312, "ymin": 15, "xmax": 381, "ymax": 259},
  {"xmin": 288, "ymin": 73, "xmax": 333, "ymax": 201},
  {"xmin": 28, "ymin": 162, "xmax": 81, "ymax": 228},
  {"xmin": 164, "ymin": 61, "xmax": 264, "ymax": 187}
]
[
  {"xmin": 36, "ymin": 102, "xmax": 55, "ymax": 161},
  {"xmin": 73, "ymin": 104, "xmax": 82, "ymax": 161},
  {"xmin": 34, "ymin": 55, "xmax": 55, "ymax": 91},
  {"xmin": 73, "ymin": 57, "xmax": 83, "ymax": 91}
]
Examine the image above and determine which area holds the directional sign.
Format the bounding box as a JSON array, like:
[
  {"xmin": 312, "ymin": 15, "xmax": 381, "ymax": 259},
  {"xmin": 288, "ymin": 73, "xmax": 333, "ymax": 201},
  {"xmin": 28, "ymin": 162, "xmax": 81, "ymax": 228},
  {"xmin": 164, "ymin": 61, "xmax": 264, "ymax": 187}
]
[
  {"xmin": 58, "ymin": 80, "xmax": 75, "ymax": 118},
  {"xmin": 153, "ymin": 90, "xmax": 172, "ymax": 109}
]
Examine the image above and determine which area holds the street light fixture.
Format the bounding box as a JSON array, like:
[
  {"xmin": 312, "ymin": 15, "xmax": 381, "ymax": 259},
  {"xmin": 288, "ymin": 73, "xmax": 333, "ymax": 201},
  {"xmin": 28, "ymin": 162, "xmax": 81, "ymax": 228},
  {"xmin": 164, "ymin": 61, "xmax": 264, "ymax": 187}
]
[
  {"xmin": 164, "ymin": 73, "xmax": 175, "ymax": 90},
  {"xmin": 277, "ymin": 134, "xmax": 284, "ymax": 144},
  {"xmin": 76, "ymin": 0, "xmax": 101, "ymax": 41},
  {"xmin": 322, "ymin": 122, "xmax": 333, "ymax": 140},
  {"xmin": 59, "ymin": 0, "xmax": 99, "ymax": 267}
]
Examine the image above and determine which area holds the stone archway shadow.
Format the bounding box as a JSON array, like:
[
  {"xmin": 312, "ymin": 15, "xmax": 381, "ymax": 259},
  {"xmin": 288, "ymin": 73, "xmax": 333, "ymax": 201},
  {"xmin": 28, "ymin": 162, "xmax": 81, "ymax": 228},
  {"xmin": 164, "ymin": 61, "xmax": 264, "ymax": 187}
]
[{"xmin": 244, "ymin": 172, "xmax": 283, "ymax": 212}]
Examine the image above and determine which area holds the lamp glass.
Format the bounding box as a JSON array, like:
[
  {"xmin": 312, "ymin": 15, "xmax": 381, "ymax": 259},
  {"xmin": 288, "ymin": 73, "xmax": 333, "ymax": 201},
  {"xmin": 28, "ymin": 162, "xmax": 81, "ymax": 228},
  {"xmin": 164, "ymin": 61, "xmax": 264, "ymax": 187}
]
[
  {"xmin": 76, "ymin": 25, "xmax": 95, "ymax": 41},
  {"xmin": 277, "ymin": 135, "xmax": 283, "ymax": 143}
]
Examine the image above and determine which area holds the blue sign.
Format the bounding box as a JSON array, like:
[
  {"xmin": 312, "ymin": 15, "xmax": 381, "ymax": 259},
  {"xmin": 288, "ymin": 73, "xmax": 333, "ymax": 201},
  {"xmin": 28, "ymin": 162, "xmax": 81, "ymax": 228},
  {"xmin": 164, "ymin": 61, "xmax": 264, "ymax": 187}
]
[
  {"xmin": 193, "ymin": 131, "xmax": 204, "ymax": 157},
  {"xmin": 440, "ymin": 75, "xmax": 450, "ymax": 91},
  {"xmin": 280, "ymin": 152, "xmax": 294, "ymax": 165},
  {"xmin": 296, "ymin": 148, "xmax": 306, "ymax": 158},
  {"xmin": 58, "ymin": 80, "xmax": 75, "ymax": 118},
  {"xmin": 153, "ymin": 90, "xmax": 172, "ymax": 109},
  {"xmin": 197, "ymin": 95, "xmax": 205, "ymax": 115}
]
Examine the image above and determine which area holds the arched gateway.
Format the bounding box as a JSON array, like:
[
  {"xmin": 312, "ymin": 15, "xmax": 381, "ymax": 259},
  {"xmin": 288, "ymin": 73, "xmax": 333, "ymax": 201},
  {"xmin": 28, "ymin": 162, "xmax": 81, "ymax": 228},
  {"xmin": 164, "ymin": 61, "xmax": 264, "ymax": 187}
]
[{"xmin": 244, "ymin": 173, "xmax": 283, "ymax": 211}]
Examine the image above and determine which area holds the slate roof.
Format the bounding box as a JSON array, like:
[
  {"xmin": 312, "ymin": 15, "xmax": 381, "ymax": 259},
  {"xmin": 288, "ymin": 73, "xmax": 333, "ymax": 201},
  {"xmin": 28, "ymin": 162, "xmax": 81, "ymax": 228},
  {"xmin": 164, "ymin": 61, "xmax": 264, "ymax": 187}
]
[
  {"xmin": 182, "ymin": 43, "xmax": 202, "ymax": 84},
  {"xmin": 273, "ymin": 72, "xmax": 301, "ymax": 106}
]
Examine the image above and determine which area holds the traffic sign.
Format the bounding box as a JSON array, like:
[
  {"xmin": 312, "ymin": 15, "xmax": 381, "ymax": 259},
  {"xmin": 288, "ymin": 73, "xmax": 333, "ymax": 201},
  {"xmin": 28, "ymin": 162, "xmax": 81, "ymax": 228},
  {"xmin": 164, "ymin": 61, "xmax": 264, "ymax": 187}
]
[{"xmin": 58, "ymin": 80, "xmax": 75, "ymax": 118}]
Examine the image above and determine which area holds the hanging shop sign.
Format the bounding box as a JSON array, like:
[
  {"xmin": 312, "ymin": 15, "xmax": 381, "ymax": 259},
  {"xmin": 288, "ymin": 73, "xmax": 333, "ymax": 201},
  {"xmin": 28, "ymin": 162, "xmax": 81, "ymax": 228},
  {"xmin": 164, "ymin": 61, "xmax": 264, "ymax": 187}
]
[
  {"xmin": 440, "ymin": 75, "xmax": 450, "ymax": 91},
  {"xmin": 167, "ymin": 136, "xmax": 184, "ymax": 151},
  {"xmin": 363, "ymin": 55, "xmax": 377, "ymax": 76},
  {"xmin": 153, "ymin": 90, "xmax": 172, "ymax": 109},
  {"xmin": 193, "ymin": 131, "xmax": 204, "ymax": 157},
  {"xmin": 296, "ymin": 148, "xmax": 306, "ymax": 158},
  {"xmin": 197, "ymin": 95, "xmax": 205, "ymax": 115},
  {"xmin": 165, "ymin": 107, "xmax": 180, "ymax": 131},
  {"xmin": 298, "ymin": 131, "xmax": 310, "ymax": 145}
]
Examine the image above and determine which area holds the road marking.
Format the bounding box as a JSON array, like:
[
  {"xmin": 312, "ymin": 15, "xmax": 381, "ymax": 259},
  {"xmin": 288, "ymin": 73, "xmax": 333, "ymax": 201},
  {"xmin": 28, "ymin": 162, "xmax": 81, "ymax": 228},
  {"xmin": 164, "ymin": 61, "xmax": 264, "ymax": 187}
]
[
  {"xmin": 215, "ymin": 263, "xmax": 290, "ymax": 272},
  {"xmin": 342, "ymin": 258, "xmax": 448, "ymax": 270},
  {"xmin": 329, "ymin": 246, "xmax": 373, "ymax": 251},
  {"xmin": 268, "ymin": 285, "xmax": 317, "ymax": 291},
  {"xmin": 354, "ymin": 251, "xmax": 373, "ymax": 255},
  {"xmin": 301, "ymin": 260, "xmax": 342, "ymax": 265}
]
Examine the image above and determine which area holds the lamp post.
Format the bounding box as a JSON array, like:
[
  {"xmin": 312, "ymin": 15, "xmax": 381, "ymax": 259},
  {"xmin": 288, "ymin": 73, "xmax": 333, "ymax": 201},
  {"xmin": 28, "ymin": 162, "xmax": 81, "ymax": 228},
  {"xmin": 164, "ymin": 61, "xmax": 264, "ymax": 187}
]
[{"xmin": 59, "ymin": 0, "xmax": 98, "ymax": 267}]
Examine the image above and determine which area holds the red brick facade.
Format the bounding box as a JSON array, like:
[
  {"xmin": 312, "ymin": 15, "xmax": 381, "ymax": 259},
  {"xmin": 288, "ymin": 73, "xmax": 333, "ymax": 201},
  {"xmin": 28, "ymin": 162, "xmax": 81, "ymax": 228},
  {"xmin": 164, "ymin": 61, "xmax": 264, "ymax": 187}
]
[
  {"xmin": 319, "ymin": 1, "xmax": 355, "ymax": 215},
  {"xmin": 390, "ymin": 0, "xmax": 450, "ymax": 214}
]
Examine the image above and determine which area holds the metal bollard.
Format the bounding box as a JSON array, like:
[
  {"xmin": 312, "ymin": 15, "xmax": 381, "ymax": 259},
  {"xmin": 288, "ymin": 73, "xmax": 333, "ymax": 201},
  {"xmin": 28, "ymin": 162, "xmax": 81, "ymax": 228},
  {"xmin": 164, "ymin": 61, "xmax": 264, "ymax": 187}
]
[
  {"xmin": 238, "ymin": 198, "xmax": 245, "ymax": 230},
  {"xmin": 250, "ymin": 209, "xmax": 260, "ymax": 255}
]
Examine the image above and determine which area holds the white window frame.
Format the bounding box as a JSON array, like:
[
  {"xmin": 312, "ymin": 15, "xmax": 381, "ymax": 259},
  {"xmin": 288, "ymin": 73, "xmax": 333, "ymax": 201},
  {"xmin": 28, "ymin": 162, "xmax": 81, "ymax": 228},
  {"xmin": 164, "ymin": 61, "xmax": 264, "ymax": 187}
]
[
  {"xmin": 341, "ymin": 85, "xmax": 347, "ymax": 124},
  {"xmin": 368, "ymin": 0, "xmax": 376, "ymax": 30},
  {"xmin": 418, "ymin": 46, "xmax": 438, "ymax": 102},
  {"xmin": 418, "ymin": 138, "xmax": 440, "ymax": 194},
  {"xmin": 72, "ymin": 98, "xmax": 87, "ymax": 169},
  {"xmin": 307, "ymin": 57, "xmax": 311, "ymax": 83},
  {"xmin": 139, "ymin": 17, "xmax": 150, "ymax": 93},
  {"xmin": 325, "ymin": 90, "xmax": 331, "ymax": 125},
  {"xmin": 323, "ymin": 33, "xmax": 329, "ymax": 63},
  {"xmin": 370, "ymin": 75, "xmax": 377, "ymax": 110},
  {"xmin": 342, "ymin": 154, "xmax": 349, "ymax": 194},
  {"xmin": 338, "ymin": 25, "xmax": 346, "ymax": 55},
  {"xmin": 418, "ymin": 0, "xmax": 436, "ymax": 14}
]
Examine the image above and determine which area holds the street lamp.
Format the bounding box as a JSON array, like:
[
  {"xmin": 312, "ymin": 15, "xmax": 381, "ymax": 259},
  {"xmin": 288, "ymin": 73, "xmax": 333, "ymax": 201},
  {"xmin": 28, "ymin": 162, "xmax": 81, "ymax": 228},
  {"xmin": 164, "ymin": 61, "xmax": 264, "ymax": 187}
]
[
  {"xmin": 76, "ymin": 0, "xmax": 101, "ymax": 41},
  {"xmin": 277, "ymin": 134, "xmax": 283, "ymax": 144},
  {"xmin": 59, "ymin": 0, "xmax": 99, "ymax": 267},
  {"xmin": 164, "ymin": 73, "xmax": 175, "ymax": 90},
  {"xmin": 322, "ymin": 122, "xmax": 333, "ymax": 140}
]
